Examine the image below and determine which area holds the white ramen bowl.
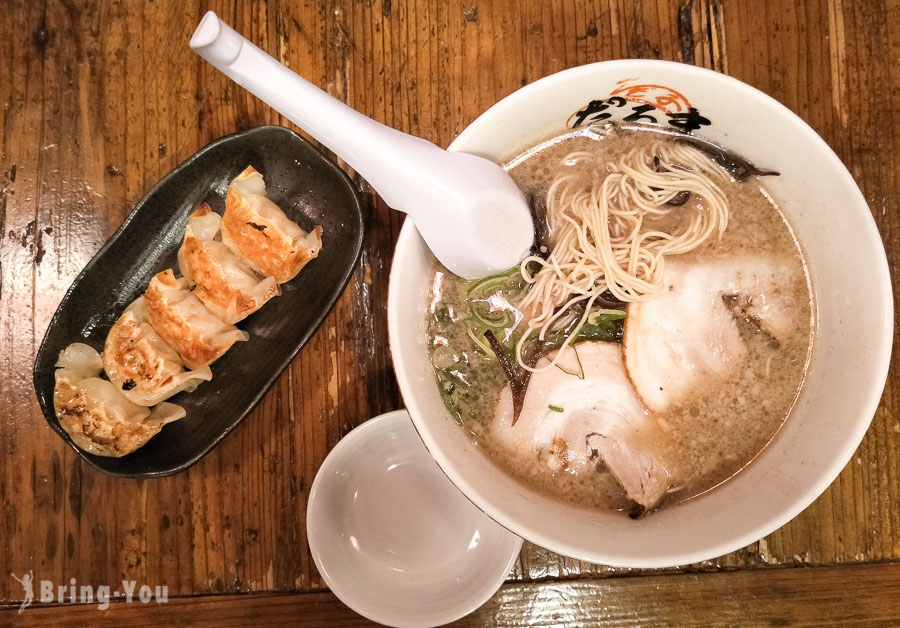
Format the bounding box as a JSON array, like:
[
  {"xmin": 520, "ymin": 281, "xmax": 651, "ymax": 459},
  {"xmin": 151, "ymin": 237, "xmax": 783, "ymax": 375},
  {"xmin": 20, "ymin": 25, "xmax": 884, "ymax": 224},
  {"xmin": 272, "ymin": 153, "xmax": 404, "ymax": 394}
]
[{"xmin": 387, "ymin": 60, "xmax": 893, "ymax": 567}]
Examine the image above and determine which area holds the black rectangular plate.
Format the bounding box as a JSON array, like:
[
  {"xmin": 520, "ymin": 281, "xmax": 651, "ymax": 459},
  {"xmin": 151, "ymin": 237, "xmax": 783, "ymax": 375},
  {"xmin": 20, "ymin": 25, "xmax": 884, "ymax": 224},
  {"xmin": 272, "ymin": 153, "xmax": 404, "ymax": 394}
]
[{"xmin": 33, "ymin": 125, "xmax": 364, "ymax": 477}]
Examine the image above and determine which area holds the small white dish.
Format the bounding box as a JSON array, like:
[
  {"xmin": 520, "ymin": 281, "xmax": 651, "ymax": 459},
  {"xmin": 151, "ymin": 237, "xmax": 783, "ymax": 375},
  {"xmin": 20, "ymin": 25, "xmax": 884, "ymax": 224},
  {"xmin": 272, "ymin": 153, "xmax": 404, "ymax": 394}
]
[{"xmin": 307, "ymin": 409, "xmax": 523, "ymax": 628}]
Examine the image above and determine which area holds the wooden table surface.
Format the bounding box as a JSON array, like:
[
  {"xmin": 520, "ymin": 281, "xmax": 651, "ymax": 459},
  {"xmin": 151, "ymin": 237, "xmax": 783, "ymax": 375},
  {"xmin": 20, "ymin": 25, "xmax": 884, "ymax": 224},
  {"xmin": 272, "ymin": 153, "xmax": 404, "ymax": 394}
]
[{"xmin": 2, "ymin": 0, "xmax": 899, "ymax": 625}]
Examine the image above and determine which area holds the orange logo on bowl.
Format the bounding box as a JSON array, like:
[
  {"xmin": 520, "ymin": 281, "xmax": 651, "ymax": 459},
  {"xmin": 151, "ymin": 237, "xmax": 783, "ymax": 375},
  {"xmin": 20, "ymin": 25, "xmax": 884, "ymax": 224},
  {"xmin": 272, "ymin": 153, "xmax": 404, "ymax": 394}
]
[
  {"xmin": 567, "ymin": 81, "xmax": 709, "ymax": 133},
  {"xmin": 609, "ymin": 83, "xmax": 692, "ymax": 114}
]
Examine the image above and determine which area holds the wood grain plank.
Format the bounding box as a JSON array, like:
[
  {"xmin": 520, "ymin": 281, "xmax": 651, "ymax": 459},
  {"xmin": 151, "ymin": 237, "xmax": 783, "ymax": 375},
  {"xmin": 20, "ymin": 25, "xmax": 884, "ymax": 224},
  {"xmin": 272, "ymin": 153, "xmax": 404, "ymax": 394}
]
[
  {"xmin": 1, "ymin": 0, "xmax": 899, "ymax": 613},
  {"xmin": 3, "ymin": 562, "xmax": 900, "ymax": 626}
]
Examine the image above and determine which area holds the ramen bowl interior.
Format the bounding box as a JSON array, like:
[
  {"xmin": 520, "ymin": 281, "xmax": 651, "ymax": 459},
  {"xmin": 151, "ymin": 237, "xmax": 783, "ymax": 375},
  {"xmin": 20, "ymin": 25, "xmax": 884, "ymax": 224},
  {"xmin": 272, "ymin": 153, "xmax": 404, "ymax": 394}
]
[{"xmin": 387, "ymin": 60, "xmax": 892, "ymax": 567}]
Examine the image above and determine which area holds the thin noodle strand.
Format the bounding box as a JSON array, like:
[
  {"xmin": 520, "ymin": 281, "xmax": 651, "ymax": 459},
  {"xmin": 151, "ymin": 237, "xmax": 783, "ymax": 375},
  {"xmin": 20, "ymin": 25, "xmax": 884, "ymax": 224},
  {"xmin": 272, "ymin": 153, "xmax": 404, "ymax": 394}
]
[{"xmin": 516, "ymin": 139, "xmax": 729, "ymax": 372}]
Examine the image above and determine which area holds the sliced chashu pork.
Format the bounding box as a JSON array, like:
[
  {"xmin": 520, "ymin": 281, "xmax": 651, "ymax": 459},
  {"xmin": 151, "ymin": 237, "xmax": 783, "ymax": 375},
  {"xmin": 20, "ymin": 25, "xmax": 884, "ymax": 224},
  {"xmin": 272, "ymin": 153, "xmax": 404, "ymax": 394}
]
[
  {"xmin": 491, "ymin": 341, "xmax": 670, "ymax": 514},
  {"xmin": 624, "ymin": 258, "xmax": 800, "ymax": 412}
]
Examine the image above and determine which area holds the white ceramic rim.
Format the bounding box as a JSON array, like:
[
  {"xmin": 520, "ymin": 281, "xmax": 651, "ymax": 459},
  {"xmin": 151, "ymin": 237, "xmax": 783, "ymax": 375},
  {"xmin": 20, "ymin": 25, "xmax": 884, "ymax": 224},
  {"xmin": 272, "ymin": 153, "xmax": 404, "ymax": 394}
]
[
  {"xmin": 306, "ymin": 409, "xmax": 523, "ymax": 627},
  {"xmin": 388, "ymin": 60, "xmax": 893, "ymax": 567}
]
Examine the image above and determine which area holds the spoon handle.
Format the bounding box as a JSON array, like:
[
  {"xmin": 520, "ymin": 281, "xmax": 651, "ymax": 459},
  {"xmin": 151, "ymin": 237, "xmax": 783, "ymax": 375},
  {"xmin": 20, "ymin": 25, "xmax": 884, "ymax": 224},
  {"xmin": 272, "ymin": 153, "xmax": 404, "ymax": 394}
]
[
  {"xmin": 191, "ymin": 11, "xmax": 535, "ymax": 279},
  {"xmin": 190, "ymin": 11, "xmax": 439, "ymax": 213}
]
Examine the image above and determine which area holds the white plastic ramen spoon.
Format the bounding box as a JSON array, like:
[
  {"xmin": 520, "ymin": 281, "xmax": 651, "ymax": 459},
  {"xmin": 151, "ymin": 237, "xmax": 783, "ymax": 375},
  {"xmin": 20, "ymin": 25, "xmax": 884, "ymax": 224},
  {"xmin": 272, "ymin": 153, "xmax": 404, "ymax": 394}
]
[{"xmin": 190, "ymin": 11, "xmax": 534, "ymax": 280}]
